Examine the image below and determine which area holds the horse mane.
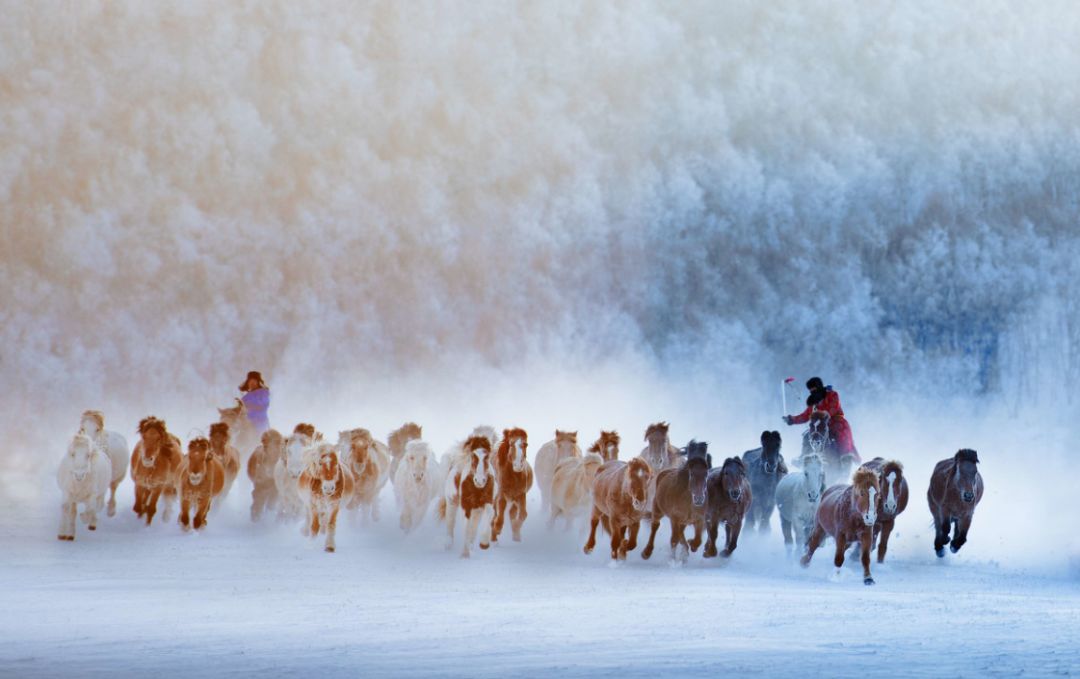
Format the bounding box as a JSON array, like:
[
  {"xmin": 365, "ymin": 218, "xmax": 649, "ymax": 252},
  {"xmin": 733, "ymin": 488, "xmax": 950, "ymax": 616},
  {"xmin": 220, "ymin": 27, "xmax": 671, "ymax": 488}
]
[
  {"xmin": 627, "ymin": 457, "xmax": 651, "ymax": 476},
  {"xmin": 209, "ymin": 422, "xmax": 229, "ymax": 438},
  {"xmin": 881, "ymin": 459, "xmax": 904, "ymax": 477},
  {"xmin": 465, "ymin": 435, "xmax": 492, "ymax": 453},
  {"xmin": 685, "ymin": 440, "xmax": 709, "ymax": 463},
  {"xmin": 644, "ymin": 422, "xmax": 669, "ymax": 441},
  {"xmin": 138, "ymin": 416, "xmax": 167, "ymax": 437},
  {"xmin": 588, "ymin": 430, "xmax": 620, "ymax": 453},
  {"xmin": 69, "ymin": 432, "xmax": 93, "ymax": 454},
  {"xmin": 555, "ymin": 430, "xmax": 577, "ymax": 444},
  {"xmin": 800, "ymin": 452, "xmax": 823, "ymax": 467},
  {"xmin": 188, "ymin": 437, "xmax": 210, "ymax": 454},
  {"xmin": 388, "ymin": 422, "xmax": 422, "ymax": 454},
  {"xmin": 852, "ymin": 467, "xmax": 879, "ymax": 490},
  {"xmin": 293, "ymin": 423, "xmax": 317, "ymax": 438},
  {"xmin": 261, "ymin": 429, "xmax": 284, "ymax": 447},
  {"xmin": 955, "ymin": 448, "xmax": 979, "ymax": 464},
  {"xmin": 809, "ymin": 410, "xmax": 830, "ymax": 423},
  {"xmin": 81, "ymin": 410, "xmax": 105, "ymax": 430},
  {"xmin": 343, "ymin": 428, "xmax": 374, "ymax": 447},
  {"xmin": 503, "ymin": 427, "xmax": 527, "ymax": 442},
  {"xmin": 721, "ymin": 457, "xmax": 746, "ymax": 474}
]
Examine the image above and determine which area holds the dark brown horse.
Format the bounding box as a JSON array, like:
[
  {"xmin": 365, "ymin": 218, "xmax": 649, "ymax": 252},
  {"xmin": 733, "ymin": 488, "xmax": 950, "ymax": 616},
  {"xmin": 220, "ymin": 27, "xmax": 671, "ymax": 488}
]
[
  {"xmin": 801, "ymin": 468, "xmax": 881, "ymax": 585},
  {"xmin": 927, "ymin": 448, "xmax": 984, "ymax": 557},
  {"xmin": 742, "ymin": 430, "xmax": 787, "ymax": 533},
  {"xmin": 588, "ymin": 430, "xmax": 621, "ymax": 462},
  {"xmin": 178, "ymin": 437, "xmax": 225, "ymax": 532},
  {"xmin": 584, "ymin": 458, "xmax": 653, "ymax": 561},
  {"xmin": 703, "ymin": 457, "xmax": 752, "ymax": 558},
  {"xmin": 860, "ymin": 457, "xmax": 909, "ymax": 563},
  {"xmin": 491, "ymin": 427, "xmax": 532, "ymax": 543},
  {"xmin": 642, "ymin": 440, "xmax": 710, "ymax": 562}
]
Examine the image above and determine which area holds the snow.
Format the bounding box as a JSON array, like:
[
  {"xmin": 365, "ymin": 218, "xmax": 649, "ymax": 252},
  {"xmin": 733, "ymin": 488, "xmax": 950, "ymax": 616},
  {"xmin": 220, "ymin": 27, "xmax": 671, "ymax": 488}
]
[{"xmin": 4, "ymin": 478, "xmax": 1077, "ymax": 678}]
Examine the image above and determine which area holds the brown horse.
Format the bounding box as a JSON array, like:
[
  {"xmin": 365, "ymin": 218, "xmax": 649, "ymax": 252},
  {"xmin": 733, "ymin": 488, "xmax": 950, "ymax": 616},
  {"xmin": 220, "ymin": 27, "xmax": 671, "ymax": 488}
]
[
  {"xmin": 340, "ymin": 428, "xmax": 391, "ymax": 521},
  {"xmin": 860, "ymin": 457, "xmax": 909, "ymax": 563},
  {"xmin": 588, "ymin": 431, "xmax": 621, "ymax": 462},
  {"xmin": 492, "ymin": 428, "xmax": 532, "ymax": 543},
  {"xmin": 298, "ymin": 443, "xmax": 354, "ymax": 552},
  {"xmin": 643, "ymin": 441, "xmax": 711, "ymax": 562},
  {"xmin": 178, "ymin": 437, "xmax": 225, "ymax": 531},
  {"xmin": 247, "ymin": 428, "xmax": 284, "ymax": 521},
  {"xmin": 387, "ymin": 422, "xmax": 423, "ymax": 481},
  {"xmin": 437, "ymin": 435, "xmax": 496, "ymax": 557},
  {"xmin": 639, "ymin": 422, "xmax": 682, "ymax": 471},
  {"xmin": 703, "ymin": 457, "xmax": 752, "ymax": 558},
  {"xmin": 927, "ymin": 448, "xmax": 984, "ymax": 557},
  {"xmin": 130, "ymin": 416, "xmax": 182, "ymax": 526},
  {"xmin": 208, "ymin": 422, "xmax": 241, "ymax": 501},
  {"xmin": 801, "ymin": 468, "xmax": 881, "ymax": 585},
  {"xmin": 584, "ymin": 458, "xmax": 653, "ymax": 561}
]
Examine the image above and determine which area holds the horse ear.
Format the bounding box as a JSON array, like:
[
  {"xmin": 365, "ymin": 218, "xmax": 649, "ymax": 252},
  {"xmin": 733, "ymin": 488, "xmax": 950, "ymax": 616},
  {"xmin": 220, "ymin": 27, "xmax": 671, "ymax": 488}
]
[
  {"xmin": 706, "ymin": 453, "xmax": 713, "ymax": 468},
  {"xmin": 760, "ymin": 430, "xmax": 770, "ymax": 444}
]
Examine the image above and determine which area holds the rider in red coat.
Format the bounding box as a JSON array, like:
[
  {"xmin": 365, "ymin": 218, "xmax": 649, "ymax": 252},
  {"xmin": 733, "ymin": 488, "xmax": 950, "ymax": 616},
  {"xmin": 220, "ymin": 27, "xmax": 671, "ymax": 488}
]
[{"xmin": 783, "ymin": 377, "xmax": 860, "ymax": 461}]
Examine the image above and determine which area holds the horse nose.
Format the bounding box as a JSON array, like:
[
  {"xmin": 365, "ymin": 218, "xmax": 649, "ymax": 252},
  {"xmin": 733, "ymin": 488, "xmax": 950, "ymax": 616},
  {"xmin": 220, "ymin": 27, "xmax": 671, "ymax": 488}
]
[{"xmin": 692, "ymin": 494, "xmax": 705, "ymax": 507}]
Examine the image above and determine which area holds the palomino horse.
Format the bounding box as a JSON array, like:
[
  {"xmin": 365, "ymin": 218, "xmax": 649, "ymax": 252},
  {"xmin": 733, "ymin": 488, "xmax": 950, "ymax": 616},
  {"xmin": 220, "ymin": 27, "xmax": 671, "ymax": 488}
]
[
  {"xmin": 437, "ymin": 435, "xmax": 496, "ymax": 558},
  {"xmin": 274, "ymin": 423, "xmax": 320, "ymax": 521},
  {"xmin": 860, "ymin": 457, "xmax": 909, "ymax": 562},
  {"xmin": 588, "ymin": 431, "xmax": 621, "ymax": 463},
  {"xmin": 387, "ymin": 422, "xmax": 423, "ymax": 482},
  {"xmin": 339, "ymin": 428, "xmax": 391, "ymax": 521},
  {"xmin": 802, "ymin": 411, "xmax": 853, "ymax": 485},
  {"xmin": 492, "ymin": 428, "xmax": 532, "ymax": 543},
  {"xmin": 178, "ymin": 437, "xmax": 225, "ymax": 532},
  {"xmin": 130, "ymin": 416, "xmax": 182, "ymax": 526},
  {"xmin": 801, "ymin": 467, "xmax": 881, "ymax": 585},
  {"xmin": 208, "ymin": 422, "xmax": 241, "ymax": 502},
  {"xmin": 584, "ymin": 458, "xmax": 653, "ymax": 561},
  {"xmin": 643, "ymin": 441, "xmax": 711, "ymax": 563},
  {"xmin": 775, "ymin": 453, "xmax": 826, "ymax": 555},
  {"xmin": 535, "ymin": 430, "xmax": 582, "ymax": 516},
  {"xmin": 247, "ymin": 429, "xmax": 285, "ymax": 521},
  {"xmin": 549, "ymin": 451, "xmax": 604, "ymax": 530},
  {"xmin": 742, "ymin": 430, "xmax": 788, "ymax": 533},
  {"xmin": 217, "ymin": 398, "xmax": 259, "ymax": 458},
  {"xmin": 927, "ymin": 448, "xmax": 984, "ymax": 558},
  {"xmin": 57, "ymin": 433, "xmax": 112, "ymax": 540},
  {"xmin": 393, "ymin": 439, "xmax": 439, "ymax": 533},
  {"xmin": 78, "ymin": 410, "xmax": 128, "ymax": 517},
  {"xmin": 703, "ymin": 457, "xmax": 752, "ymax": 558},
  {"xmin": 638, "ymin": 422, "xmax": 682, "ymax": 471},
  {"xmin": 298, "ymin": 443, "xmax": 354, "ymax": 552}
]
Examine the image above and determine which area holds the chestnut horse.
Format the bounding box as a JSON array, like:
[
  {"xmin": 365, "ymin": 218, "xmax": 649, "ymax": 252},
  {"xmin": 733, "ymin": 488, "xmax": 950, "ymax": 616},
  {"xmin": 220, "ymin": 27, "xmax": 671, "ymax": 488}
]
[
  {"xmin": 437, "ymin": 435, "xmax": 496, "ymax": 558},
  {"xmin": 178, "ymin": 437, "xmax": 225, "ymax": 531},
  {"xmin": 130, "ymin": 416, "xmax": 182, "ymax": 526},
  {"xmin": 492, "ymin": 428, "xmax": 532, "ymax": 543},
  {"xmin": 643, "ymin": 440, "xmax": 711, "ymax": 563},
  {"xmin": 860, "ymin": 457, "xmax": 909, "ymax": 562},
  {"xmin": 927, "ymin": 448, "xmax": 984, "ymax": 557},
  {"xmin": 584, "ymin": 458, "xmax": 653, "ymax": 561},
  {"xmin": 703, "ymin": 457, "xmax": 752, "ymax": 558},
  {"xmin": 588, "ymin": 431, "xmax": 621, "ymax": 462},
  {"xmin": 742, "ymin": 430, "xmax": 788, "ymax": 533},
  {"xmin": 339, "ymin": 428, "xmax": 391, "ymax": 521},
  {"xmin": 801, "ymin": 467, "xmax": 881, "ymax": 585},
  {"xmin": 247, "ymin": 429, "xmax": 284, "ymax": 521},
  {"xmin": 217, "ymin": 398, "xmax": 259, "ymax": 458},
  {"xmin": 298, "ymin": 443, "xmax": 354, "ymax": 552},
  {"xmin": 208, "ymin": 422, "xmax": 241, "ymax": 502},
  {"xmin": 535, "ymin": 430, "xmax": 582, "ymax": 516},
  {"xmin": 387, "ymin": 422, "xmax": 422, "ymax": 482}
]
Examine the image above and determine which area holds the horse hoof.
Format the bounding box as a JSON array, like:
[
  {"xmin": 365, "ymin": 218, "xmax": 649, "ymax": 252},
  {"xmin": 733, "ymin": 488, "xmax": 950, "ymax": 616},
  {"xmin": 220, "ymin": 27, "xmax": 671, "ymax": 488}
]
[
  {"xmin": 325, "ymin": 546, "xmax": 335, "ymax": 553},
  {"xmin": 107, "ymin": 508, "xmax": 116, "ymax": 518},
  {"xmin": 88, "ymin": 525, "xmax": 96, "ymax": 531},
  {"xmin": 935, "ymin": 548, "xmax": 945, "ymax": 558},
  {"xmin": 512, "ymin": 534, "xmax": 522, "ymax": 542},
  {"xmin": 950, "ymin": 544, "xmax": 960, "ymax": 554},
  {"xmin": 584, "ymin": 545, "xmax": 594, "ymax": 555},
  {"xmin": 864, "ymin": 577, "xmax": 875, "ymax": 586},
  {"xmin": 479, "ymin": 542, "xmax": 490, "ymax": 550},
  {"xmin": 57, "ymin": 534, "xmax": 69, "ymax": 541},
  {"xmin": 720, "ymin": 549, "xmax": 732, "ymax": 558},
  {"xmin": 641, "ymin": 548, "xmax": 653, "ymax": 560}
]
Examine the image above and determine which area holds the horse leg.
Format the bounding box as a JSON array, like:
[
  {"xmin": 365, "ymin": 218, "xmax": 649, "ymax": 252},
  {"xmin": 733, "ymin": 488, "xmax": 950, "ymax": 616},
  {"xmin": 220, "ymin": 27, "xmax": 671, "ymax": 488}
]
[
  {"xmin": 703, "ymin": 519, "xmax": 719, "ymax": 558},
  {"xmin": 511, "ymin": 497, "xmax": 526, "ymax": 542},
  {"xmin": 612, "ymin": 522, "xmax": 627, "ymax": 561},
  {"xmin": 933, "ymin": 510, "xmax": 951, "ymax": 557},
  {"xmin": 584, "ymin": 508, "xmax": 601, "ymax": 555},
  {"xmin": 194, "ymin": 497, "xmax": 210, "ymax": 530},
  {"xmin": 758, "ymin": 505, "xmax": 772, "ymax": 534},
  {"xmin": 479, "ymin": 504, "xmax": 494, "ymax": 550},
  {"xmin": 325, "ymin": 505, "xmax": 339, "ymax": 552},
  {"xmin": 800, "ymin": 523, "xmax": 826, "ymax": 567},
  {"xmin": 58, "ymin": 499, "xmax": 76, "ymax": 540},
  {"xmin": 133, "ymin": 485, "xmax": 145, "ymax": 517},
  {"xmin": 180, "ymin": 496, "xmax": 192, "ymax": 531},
  {"xmin": 951, "ymin": 513, "xmax": 973, "ymax": 553},
  {"xmin": 625, "ymin": 520, "xmax": 641, "ymax": 554},
  {"xmin": 108, "ymin": 480, "xmax": 119, "ymax": 517},
  {"xmin": 876, "ymin": 520, "xmax": 895, "ymax": 563},
  {"xmin": 462, "ymin": 508, "xmax": 478, "ymax": 558},
  {"xmin": 780, "ymin": 516, "xmax": 794, "ymax": 550},
  {"xmin": 722, "ymin": 518, "xmax": 743, "ymax": 558},
  {"xmin": 145, "ymin": 488, "xmax": 162, "ymax": 526},
  {"xmin": 860, "ymin": 528, "xmax": 875, "ymax": 585},
  {"xmin": 160, "ymin": 487, "xmax": 176, "ymax": 522},
  {"xmin": 642, "ymin": 517, "xmax": 661, "ymax": 560},
  {"xmin": 491, "ymin": 495, "xmax": 506, "ymax": 543},
  {"xmin": 833, "ymin": 534, "xmax": 848, "ymax": 573},
  {"xmin": 688, "ymin": 521, "xmax": 703, "ymax": 552}
]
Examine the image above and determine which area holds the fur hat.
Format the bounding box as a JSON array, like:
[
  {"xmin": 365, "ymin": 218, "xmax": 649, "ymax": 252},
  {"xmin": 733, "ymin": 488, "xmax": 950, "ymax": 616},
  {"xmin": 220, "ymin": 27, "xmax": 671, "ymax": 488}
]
[
  {"xmin": 806, "ymin": 376, "xmax": 824, "ymax": 391},
  {"xmin": 239, "ymin": 371, "xmax": 267, "ymax": 392}
]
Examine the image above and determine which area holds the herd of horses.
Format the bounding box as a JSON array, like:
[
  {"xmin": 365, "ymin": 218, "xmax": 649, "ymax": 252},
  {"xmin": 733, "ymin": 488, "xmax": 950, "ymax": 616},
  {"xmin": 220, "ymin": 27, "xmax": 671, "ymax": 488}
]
[{"xmin": 57, "ymin": 403, "xmax": 985, "ymax": 584}]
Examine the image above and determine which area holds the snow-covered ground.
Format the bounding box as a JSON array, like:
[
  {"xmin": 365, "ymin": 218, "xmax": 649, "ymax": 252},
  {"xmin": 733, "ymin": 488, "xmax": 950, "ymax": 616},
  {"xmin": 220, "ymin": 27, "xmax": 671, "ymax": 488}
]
[{"xmin": 4, "ymin": 474, "xmax": 1077, "ymax": 679}]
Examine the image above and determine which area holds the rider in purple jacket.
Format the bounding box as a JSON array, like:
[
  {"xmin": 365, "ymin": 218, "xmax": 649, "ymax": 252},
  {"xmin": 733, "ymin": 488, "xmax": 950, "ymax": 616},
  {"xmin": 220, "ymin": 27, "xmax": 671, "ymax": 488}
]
[{"xmin": 239, "ymin": 371, "xmax": 271, "ymax": 434}]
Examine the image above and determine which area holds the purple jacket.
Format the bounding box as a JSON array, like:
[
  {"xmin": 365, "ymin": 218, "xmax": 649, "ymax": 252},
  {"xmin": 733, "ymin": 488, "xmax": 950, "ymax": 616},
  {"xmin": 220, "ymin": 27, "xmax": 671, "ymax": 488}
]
[{"xmin": 241, "ymin": 388, "xmax": 270, "ymax": 434}]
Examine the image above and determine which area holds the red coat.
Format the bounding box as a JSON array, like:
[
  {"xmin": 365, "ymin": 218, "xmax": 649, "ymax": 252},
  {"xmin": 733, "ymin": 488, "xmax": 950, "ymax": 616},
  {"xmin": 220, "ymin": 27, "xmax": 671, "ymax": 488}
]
[{"xmin": 789, "ymin": 389, "xmax": 858, "ymax": 460}]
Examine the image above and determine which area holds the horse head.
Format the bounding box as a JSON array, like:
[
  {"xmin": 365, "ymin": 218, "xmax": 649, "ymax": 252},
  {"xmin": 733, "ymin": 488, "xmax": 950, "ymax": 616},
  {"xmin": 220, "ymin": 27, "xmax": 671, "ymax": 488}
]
[
  {"xmin": 625, "ymin": 458, "xmax": 652, "ymax": 512},
  {"xmin": 260, "ymin": 429, "xmax": 286, "ymax": 462},
  {"xmin": 801, "ymin": 454, "xmax": 826, "ymax": 503},
  {"xmin": 644, "ymin": 422, "xmax": 670, "ymax": 465},
  {"xmin": 67, "ymin": 433, "xmax": 97, "ymax": 481},
  {"xmin": 502, "ymin": 428, "xmax": 529, "ymax": 472},
  {"xmin": 851, "ymin": 467, "xmax": 880, "ymax": 527},
  {"xmin": 284, "ymin": 426, "xmax": 316, "ymax": 478},
  {"xmin": 718, "ymin": 457, "xmax": 747, "ymax": 502},
  {"xmin": 338, "ymin": 428, "xmax": 374, "ymax": 477},
  {"xmin": 685, "ymin": 440, "xmax": 711, "ymax": 507},
  {"xmin": 880, "ymin": 460, "xmax": 905, "ymax": 513},
  {"xmin": 806, "ymin": 412, "xmax": 830, "ymax": 453},
  {"xmin": 464, "ymin": 435, "xmax": 492, "ymax": 489},
  {"xmin": 209, "ymin": 421, "xmax": 230, "ymax": 453},
  {"xmin": 137, "ymin": 416, "xmax": 169, "ymax": 466},
  {"xmin": 759, "ymin": 430, "xmax": 782, "ymax": 474},
  {"xmin": 590, "ymin": 430, "xmax": 621, "ymax": 462},
  {"xmin": 404, "ymin": 440, "xmax": 433, "ymax": 485},
  {"xmin": 217, "ymin": 399, "xmax": 245, "ymax": 425},
  {"xmin": 953, "ymin": 449, "xmax": 980, "ymax": 503},
  {"xmin": 314, "ymin": 444, "xmax": 340, "ymax": 496},
  {"xmin": 185, "ymin": 438, "xmax": 212, "ymax": 487},
  {"xmin": 79, "ymin": 410, "xmax": 105, "ymax": 438}
]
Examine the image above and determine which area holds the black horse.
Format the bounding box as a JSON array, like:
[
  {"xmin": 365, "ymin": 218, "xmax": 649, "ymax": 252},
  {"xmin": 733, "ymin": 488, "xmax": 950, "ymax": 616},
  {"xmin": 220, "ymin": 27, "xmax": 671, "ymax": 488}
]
[{"xmin": 742, "ymin": 430, "xmax": 787, "ymax": 533}]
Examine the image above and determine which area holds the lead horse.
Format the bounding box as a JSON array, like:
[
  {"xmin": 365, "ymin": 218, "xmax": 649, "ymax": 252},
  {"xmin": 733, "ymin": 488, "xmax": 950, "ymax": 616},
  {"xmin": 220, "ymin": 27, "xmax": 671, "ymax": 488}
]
[
  {"xmin": 801, "ymin": 467, "xmax": 881, "ymax": 585},
  {"xmin": 927, "ymin": 449, "xmax": 983, "ymax": 557}
]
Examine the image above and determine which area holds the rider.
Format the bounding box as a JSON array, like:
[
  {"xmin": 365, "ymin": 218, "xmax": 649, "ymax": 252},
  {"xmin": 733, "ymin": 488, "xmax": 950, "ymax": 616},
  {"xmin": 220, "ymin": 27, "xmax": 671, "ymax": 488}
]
[
  {"xmin": 239, "ymin": 370, "xmax": 271, "ymax": 434},
  {"xmin": 783, "ymin": 377, "xmax": 859, "ymax": 461}
]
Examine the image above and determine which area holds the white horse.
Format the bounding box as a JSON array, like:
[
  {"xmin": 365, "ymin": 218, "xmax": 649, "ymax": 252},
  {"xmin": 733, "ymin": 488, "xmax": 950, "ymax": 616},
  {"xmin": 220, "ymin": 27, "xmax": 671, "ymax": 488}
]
[
  {"xmin": 274, "ymin": 428, "xmax": 318, "ymax": 521},
  {"xmin": 57, "ymin": 434, "xmax": 112, "ymax": 540},
  {"xmin": 393, "ymin": 439, "xmax": 440, "ymax": 533},
  {"xmin": 534, "ymin": 431, "xmax": 582, "ymax": 517},
  {"xmin": 78, "ymin": 410, "xmax": 129, "ymax": 517},
  {"xmin": 775, "ymin": 453, "xmax": 826, "ymax": 555}
]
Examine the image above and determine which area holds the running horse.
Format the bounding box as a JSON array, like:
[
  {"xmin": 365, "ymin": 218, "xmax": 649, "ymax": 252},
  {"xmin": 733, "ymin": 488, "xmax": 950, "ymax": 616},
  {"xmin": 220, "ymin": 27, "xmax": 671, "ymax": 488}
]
[
  {"xmin": 802, "ymin": 411, "xmax": 855, "ymax": 485},
  {"xmin": 491, "ymin": 428, "xmax": 532, "ymax": 543},
  {"xmin": 642, "ymin": 440, "xmax": 711, "ymax": 563},
  {"xmin": 860, "ymin": 457, "xmax": 909, "ymax": 563},
  {"xmin": 927, "ymin": 448, "xmax": 984, "ymax": 557},
  {"xmin": 801, "ymin": 467, "xmax": 881, "ymax": 585}
]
